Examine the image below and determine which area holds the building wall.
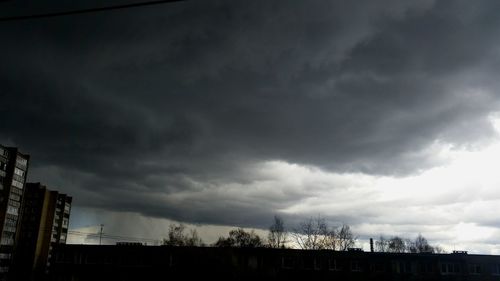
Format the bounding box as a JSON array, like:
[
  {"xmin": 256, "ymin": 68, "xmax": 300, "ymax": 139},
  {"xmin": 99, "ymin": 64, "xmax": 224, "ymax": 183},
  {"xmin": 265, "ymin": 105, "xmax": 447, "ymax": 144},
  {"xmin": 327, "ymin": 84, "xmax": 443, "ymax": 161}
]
[{"xmin": 48, "ymin": 245, "xmax": 500, "ymax": 281}]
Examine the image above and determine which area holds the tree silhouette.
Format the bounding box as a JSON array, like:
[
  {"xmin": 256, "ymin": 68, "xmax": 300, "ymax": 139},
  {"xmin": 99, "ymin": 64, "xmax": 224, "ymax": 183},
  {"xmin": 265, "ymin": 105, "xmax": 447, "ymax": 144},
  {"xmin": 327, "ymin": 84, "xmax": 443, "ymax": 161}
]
[
  {"xmin": 291, "ymin": 216, "xmax": 356, "ymax": 250},
  {"xmin": 214, "ymin": 228, "xmax": 263, "ymax": 248},
  {"xmin": 375, "ymin": 234, "xmax": 445, "ymax": 254},
  {"xmin": 162, "ymin": 224, "xmax": 204, "ymax": 246},
  {"xmin": 268, "ymin": 215, "xmax": 288, "ymax": 248}
]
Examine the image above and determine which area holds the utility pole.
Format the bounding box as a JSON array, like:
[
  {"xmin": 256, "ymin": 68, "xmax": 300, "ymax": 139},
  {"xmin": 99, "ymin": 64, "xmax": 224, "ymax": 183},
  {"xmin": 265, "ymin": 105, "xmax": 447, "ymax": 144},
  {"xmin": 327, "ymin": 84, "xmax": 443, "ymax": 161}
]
[{"xmin": 99, "ymin": 224, "xmax": 104, "ymax": 245}]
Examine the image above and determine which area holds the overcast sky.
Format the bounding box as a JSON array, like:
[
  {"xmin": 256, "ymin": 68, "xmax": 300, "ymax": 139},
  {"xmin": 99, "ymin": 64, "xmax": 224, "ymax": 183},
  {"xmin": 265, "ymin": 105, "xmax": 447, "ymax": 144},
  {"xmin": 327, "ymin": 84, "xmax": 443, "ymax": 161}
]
[{"xmin": 3, "ymin": 0, "xmax": 500, "ymax": 253}]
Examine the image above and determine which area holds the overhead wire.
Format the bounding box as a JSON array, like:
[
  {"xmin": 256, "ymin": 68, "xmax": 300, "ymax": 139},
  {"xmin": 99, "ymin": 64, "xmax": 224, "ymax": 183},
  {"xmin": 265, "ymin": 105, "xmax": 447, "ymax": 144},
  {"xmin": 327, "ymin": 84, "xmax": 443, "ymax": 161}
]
[
  {"xmin": 28, "ymin": 227, "xmax": 163, "ymax": 245},
  {"xmin": 0, "ymin": 0, "xmax": 184, "ymax": 22},
  {"xmin": 67, "ymin": 230, "xmax": 162, "ymax": 244}
]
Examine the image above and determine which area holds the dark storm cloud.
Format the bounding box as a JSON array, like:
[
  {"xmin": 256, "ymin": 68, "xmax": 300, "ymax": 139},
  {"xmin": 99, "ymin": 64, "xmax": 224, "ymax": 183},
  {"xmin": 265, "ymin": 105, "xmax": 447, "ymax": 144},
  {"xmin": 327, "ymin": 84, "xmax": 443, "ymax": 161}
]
[{"xmin": 2, "ymin": 0, "xmax": 500, "ymax": 228}]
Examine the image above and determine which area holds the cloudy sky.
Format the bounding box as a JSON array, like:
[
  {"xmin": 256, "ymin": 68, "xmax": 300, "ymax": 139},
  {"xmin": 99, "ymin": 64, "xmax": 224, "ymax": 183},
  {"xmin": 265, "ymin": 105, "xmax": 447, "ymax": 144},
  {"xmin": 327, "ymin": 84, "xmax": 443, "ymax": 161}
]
[{"xmin": 2, "ymin": 0, "xmax": 500, "ymax": 253}]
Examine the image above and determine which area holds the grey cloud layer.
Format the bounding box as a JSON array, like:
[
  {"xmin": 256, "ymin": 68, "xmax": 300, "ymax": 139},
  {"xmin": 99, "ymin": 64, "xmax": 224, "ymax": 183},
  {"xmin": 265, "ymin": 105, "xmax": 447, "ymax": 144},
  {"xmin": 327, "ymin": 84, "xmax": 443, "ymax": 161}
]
[{"xmin": 1, "ymin": 0, "xmax": 500, "ymax": 228}]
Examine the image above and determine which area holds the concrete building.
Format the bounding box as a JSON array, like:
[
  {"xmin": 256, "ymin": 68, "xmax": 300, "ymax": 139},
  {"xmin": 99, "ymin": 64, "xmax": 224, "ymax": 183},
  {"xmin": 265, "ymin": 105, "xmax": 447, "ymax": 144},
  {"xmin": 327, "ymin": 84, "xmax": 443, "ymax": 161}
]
[
  {"xmin": 48, "ymin": 245, "xmax": 500, "ymax": 281},
  {"xmin": 15, "ymin": 183, "xmax": 72, "ymax": 279},
  {"xmin": 0, "ymin": 145, "xmax": 29, "ymax": 277}
]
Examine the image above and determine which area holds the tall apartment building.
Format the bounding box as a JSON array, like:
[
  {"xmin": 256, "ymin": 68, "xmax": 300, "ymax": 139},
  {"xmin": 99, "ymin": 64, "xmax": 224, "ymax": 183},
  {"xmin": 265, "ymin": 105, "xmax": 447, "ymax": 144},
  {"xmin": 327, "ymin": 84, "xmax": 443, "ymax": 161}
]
[
  {"xmin": 15, "ymin": 182, "xmax": 72, "ymax": 277},
  {"xmin": 0, "ymin": 145, "xmax": 29, "ymax": 277}
]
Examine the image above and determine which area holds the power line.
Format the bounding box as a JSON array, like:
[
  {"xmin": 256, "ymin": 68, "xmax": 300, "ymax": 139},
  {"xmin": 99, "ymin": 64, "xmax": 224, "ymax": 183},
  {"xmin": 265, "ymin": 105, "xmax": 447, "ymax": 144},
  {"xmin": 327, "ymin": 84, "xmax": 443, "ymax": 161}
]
[
  {"xmin": 67, "ymin": 230, "xmax": 162, "ymax": 244},
  {"xmin": 0, "ymin": 0, "xmax": 184, "ymax": 22}
]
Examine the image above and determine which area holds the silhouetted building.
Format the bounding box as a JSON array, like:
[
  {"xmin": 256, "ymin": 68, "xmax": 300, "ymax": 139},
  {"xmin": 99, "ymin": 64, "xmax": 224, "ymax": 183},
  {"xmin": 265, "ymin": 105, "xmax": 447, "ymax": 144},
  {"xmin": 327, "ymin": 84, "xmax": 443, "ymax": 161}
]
[
  {"xmin": 0, "ymin": 145, "xmax": 29, "ymax": 278},
  {"xmin": 49, "ymin": 245, "xmax": 500, "ymax": 281},
  {"xmin": 15, "ymin": 183, "xmax": 72, "ymax": 279}
]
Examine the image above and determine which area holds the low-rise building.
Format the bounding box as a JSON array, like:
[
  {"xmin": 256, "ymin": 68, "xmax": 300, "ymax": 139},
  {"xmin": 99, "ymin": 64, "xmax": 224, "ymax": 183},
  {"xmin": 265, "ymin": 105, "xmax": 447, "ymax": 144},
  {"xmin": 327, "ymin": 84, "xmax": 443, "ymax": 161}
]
[{"xmin": 49, "ymin": 245, "xmax": 500, "ymax": 281}]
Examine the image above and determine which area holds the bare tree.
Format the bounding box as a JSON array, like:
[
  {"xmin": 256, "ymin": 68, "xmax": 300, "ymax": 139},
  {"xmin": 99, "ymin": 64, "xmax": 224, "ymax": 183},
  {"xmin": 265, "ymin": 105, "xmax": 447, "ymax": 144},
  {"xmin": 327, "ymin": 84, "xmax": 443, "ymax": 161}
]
[
  {"xmin": 375, "ymin": 235, "xmax": 388, "ymax": 252},
  {"xmin": 268, "ymin": 215, "xmax": 288, "ymax": 248},
  {"xmin": 163, "ymin": 224, "xmax": 204, "ymax": 246},
  {"xmin": 291, "ymin": 216, "xmax": 329, "ymax": 250},
  {"xmin": 322, "ymin": 228, "xmax": 339, "ymax": 250},
  {"xmin": 414, "ymin": 234, "xmax": 434, "ymax": 253},
  {"xmin": 376, "ymin": 233, "xmax": 442, "ymax": 254},
  {"xmin": 387, "ymin": 236, "xmax": 406, "ymax": 253},
  {"xmin": 214, "ymin": 228, "xmax": 263, "ymax": 248},
  {"xmin": 337, "ymin": 224, "xmax": 356, "ymax": 251},
  {"xmin": 291, "ymin": 216, "xmax": 356, "ymax": 250},
  {"xmin": 185, "ymin": 229, "xmax": 204, "ymax": 246},
  {"xmin": 434, "ymin": 245, "xmax": 446, "ymax": 254}
]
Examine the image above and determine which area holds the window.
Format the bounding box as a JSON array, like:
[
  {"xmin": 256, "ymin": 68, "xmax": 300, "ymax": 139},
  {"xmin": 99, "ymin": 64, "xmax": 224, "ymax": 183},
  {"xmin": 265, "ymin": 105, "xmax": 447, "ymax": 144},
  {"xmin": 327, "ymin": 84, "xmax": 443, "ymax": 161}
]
[
  {"xmin": 492, "ymin": 264, "xmax": 500, "ymax": 275},
  {"xmin": 372, "ymin": 262, "xmax": 385, "ymax": 272},
  {"xmin": 469, "ymin": 264, "xmax": 481, "ymax": 275},
  {"xmin": 11, "ymin": 179, "xmax": 23, "ymax": 189},
  {"xmin": 329, "ymin": 258, "xmax": 341, "ymax": 271},
  {"xmin": 0, "ymin": 254, "xmax": 10, "ymax": 260},
  {"xmin": 1, "ymin": 232, "xmax": 15, "ymax": 245},
  {"xmin": 0, "ymin": 148, "xmax": 4, "ymax": 157},
  {"xmin": 9, "ymin": 194, "xmax": 20, "ymax": 202},
  {"xmin": 247, "ymin": 256, "xmax": 259, "ymax": 269},
  {"xmin": 420, "ymin": 261, "xmax": 433, "ymax": 273},
  {"xmin": 6, "ymin": 214, "xmax": 17, "ymax": 222},
  {"xmin": 441, "ymin": 263, "xmax": 460, "ymax": 275},
  {"xmin": 11, "ymin": 187, "xmax": 22, "ymax": 195},
  {"xmin": 303, "ymin": 257, "xmax": 314, "ymax": 270},
  {"xmin": 314, "ymin": 258, "xmax": 322, "ymax": 270},
  {"xmin": 8, "ymin": 199, "xmax": 20, "ymax": 207},
  {"xmin": 394, "ymin": 261, "xmax": 412, "ymax": 274},
  {"xmin": 15, "ymin": 157, "xmax": 27, "ymax": 166},
  {"xmin": 351, "ymin": 260, "xmax": 362, "ymax": 272},
  {"xmin": 0, "ymin": 162, "xmax": 6, "ymax": 171},
  {"xmin": 281, "ymin": 256, "xmax": 294, "ymax": 269},
  {"xmin": 6, "ymin": 205, "xmax": 18, "ymax": 215},
  {"xmin": 14, "ymin": 168, "xmax": 24, "ymax": 177},
  {"xmin": 2, "ymin": 226, "xmax": 15, "ymax": 233},
  {"xmin": 64, "ymin": 203, "xmax": 71, "ymax": 213}
]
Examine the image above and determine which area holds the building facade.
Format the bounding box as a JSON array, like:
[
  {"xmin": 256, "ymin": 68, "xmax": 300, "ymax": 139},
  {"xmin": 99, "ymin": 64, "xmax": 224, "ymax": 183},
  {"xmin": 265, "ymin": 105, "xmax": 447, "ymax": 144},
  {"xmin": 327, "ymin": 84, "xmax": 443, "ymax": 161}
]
[
  {"xmin": 49, "ymin": 245, "xmax": 500, "ymax": 281},
  {"xmin": 15, "ymin": 183, "xmax": 72, "ymax": 278},
  {"xmin": 0, "ymin": 145, "xmax": 29, "ymax": 277}
]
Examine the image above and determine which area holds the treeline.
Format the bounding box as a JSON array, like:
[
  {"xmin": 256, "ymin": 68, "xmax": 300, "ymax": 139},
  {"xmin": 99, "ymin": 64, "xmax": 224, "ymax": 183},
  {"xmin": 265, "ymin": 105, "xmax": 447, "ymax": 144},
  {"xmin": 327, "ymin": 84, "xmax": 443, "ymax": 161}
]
[
  {"xmin": 161, "ymin": 215, "xmax": 356, "ymax": 249},
  {"xmin": 374, "ymin": 234, "xmax": 445, "ymax": 254},
  {"xmin": 161, "ymin": 215, "xmax": 444, "ymax": 253}
]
